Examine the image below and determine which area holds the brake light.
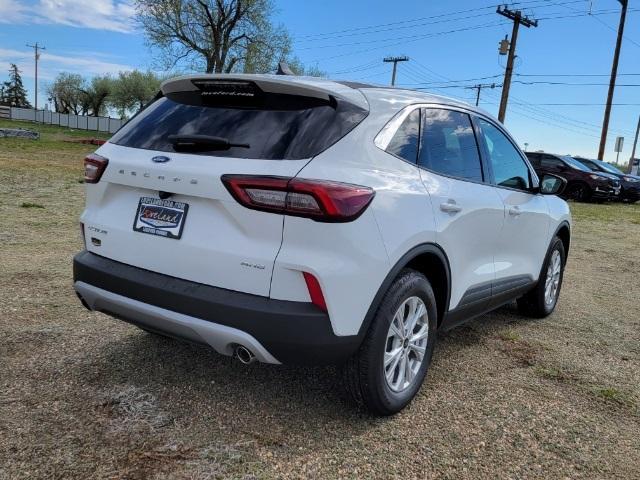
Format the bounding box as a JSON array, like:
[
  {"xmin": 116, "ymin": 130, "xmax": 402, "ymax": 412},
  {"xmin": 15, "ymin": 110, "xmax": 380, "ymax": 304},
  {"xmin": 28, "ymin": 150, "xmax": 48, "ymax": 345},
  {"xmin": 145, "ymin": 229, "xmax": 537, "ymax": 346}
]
[
  {"xmin": 303, "ymin": 272, "xmax": 327, "ymax": 312},
  {"xmin": 84, "ymin": 153, "xmax": 109, "ymax": 183},
  {"xmin": 221, "ymin": 175, "xmax": 375, "ymax": 222}
]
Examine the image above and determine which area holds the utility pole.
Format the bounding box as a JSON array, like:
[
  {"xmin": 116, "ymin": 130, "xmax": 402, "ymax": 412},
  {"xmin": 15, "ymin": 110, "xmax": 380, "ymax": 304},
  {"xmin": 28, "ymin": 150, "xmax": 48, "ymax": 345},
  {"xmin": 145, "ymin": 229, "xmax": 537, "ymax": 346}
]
[
  {"xmin": 598, "ymin": 0, "xmax": 627, "ymax": 160},
  {"xmin": 26, "ymin": 42, "xmax": 45, "ymax": 116},
  {"xmin": 629, "ymin": 114, "xmax": 639, "ymax": 173},
  {"xmin": 383, "ymin": 56, "xmax": 409, "ymax": 86},
  {"xmin": 466, "ymin": 83, "xmax": 498, "ymax": 106},
  {"xmin": 496, "ymin": 6, "xmax": 538, "ymax": 123}
]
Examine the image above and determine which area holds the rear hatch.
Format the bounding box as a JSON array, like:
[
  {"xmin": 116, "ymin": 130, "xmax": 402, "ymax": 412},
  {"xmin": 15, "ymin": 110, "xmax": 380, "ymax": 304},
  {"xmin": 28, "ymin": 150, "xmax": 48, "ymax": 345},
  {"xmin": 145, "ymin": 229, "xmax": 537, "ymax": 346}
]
[{"xmin": 82, "ymin": 75, "xmax": 368, "ymax": 297}]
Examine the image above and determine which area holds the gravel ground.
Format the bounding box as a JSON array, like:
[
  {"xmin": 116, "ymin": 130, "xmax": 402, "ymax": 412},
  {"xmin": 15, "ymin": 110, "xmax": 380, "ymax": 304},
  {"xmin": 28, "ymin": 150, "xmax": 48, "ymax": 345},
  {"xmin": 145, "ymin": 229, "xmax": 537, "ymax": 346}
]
[{"xmin": 1, "ymin": 123, "xmax": 639, "ymax": 479}]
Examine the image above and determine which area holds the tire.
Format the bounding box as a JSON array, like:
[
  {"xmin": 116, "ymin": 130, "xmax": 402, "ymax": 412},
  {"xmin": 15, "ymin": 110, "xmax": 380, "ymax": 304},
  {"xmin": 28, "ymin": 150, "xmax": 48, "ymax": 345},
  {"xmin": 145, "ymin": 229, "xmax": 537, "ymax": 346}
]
[
  {"xmin": 343, "ymin": 269, "xmax": 438, "ymax": 416},
  {"xmin": 517, "ymin": 237, "xmax": 566, "ymax": 318},
  {"xmin": 565, "ymin": 182, "xmax": 591, "ymax": 202}
]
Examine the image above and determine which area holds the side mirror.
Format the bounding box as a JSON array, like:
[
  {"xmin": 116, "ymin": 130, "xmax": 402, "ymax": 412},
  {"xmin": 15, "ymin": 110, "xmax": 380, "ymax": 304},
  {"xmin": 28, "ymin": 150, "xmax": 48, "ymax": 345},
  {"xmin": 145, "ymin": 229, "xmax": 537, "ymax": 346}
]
[{"xmin": 539, "ymin": 174, "xmax": 566, "ymax": 195}]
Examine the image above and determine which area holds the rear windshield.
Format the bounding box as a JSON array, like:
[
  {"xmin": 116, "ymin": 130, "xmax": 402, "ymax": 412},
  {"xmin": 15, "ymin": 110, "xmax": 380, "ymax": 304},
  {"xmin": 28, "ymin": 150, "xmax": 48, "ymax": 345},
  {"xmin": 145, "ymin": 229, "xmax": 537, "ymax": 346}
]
[{"xmin": 110, "ymin": 89, "xmax": 368, "ymax": 160}]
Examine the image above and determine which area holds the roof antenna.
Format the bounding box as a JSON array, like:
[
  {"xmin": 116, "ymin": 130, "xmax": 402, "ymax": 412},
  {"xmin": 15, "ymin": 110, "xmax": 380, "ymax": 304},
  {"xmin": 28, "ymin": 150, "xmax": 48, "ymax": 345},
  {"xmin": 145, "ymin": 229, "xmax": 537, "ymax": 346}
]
[{"xmin": 276, "ymin": 62, "xmax": 295, "ymax": 76}]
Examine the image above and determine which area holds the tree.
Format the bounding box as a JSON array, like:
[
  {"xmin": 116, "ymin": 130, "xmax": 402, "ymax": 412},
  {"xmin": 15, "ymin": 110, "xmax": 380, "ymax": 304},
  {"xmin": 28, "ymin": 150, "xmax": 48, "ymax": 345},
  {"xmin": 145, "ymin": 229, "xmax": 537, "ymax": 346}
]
[
  {"xmin": 82, "ymin": 75, "xmax": 114, "ymax": 116},
  {"xmin": 135, "ymin": 0, "xmax": 294, "ymax": 74},
  {"xmin": 47, "ymin": 73, "xmax": 84, "ymax": 114},
  {"xmin": 2, "ymin": 64, "xmax": 31, "ymax": 108},
  {"xmin": 109, "ymin": 70, "xmax": 161, "ymax": 118}
]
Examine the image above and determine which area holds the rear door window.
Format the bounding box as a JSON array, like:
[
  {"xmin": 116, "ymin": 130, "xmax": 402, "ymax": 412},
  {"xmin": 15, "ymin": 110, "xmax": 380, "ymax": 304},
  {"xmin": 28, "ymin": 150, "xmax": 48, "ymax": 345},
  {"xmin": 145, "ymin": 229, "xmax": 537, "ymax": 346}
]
[
  {"xmin": 417, "ymin": 108, "xmax": 483, "ymax": 182},
  {"xmin": 385, "ymin": 109, "xmax": 420, "ymax": 163},
  {"xmin": 110, "ymin": 87, "xmax": 368, "ymax": 160},
  {"xmin": 541, "ymin": 156, "xmax": 565, "ymax": 169}
]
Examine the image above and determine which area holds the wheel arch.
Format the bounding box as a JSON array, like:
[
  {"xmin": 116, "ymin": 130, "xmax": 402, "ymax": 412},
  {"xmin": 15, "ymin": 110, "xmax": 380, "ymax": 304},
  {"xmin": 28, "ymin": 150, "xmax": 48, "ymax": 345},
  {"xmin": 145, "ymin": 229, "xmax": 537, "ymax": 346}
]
[
  {"xmin": 553, "ymin": 221, "xmax": 571, "ymax": 262},
  {"xmin": 357, "ymin": 243, "xmax": 451, "ymax": 339}
]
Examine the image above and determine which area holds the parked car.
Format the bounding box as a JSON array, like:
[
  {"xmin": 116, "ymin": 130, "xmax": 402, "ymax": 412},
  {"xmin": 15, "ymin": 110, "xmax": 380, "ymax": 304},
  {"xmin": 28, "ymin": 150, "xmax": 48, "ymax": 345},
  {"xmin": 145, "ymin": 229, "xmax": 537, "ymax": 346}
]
[
  {"xmin": 73, "ymin": 75, "xmax": 571, "ymax": 415},
  {"xmin": 573, "ymin": 157, "xmax": 640, "ymax": 203},
  {"xmin": 525, "ymin": 152, "xmax": 620, "ymax": 202}
]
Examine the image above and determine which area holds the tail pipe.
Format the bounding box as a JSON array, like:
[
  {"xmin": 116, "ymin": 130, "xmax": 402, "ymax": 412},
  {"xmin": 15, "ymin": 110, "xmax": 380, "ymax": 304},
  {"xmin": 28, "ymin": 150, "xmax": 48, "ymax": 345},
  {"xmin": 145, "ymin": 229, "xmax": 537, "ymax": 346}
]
[{"xmin": 234, "ymin": 345, "xmax": 256, "ymax": 364}]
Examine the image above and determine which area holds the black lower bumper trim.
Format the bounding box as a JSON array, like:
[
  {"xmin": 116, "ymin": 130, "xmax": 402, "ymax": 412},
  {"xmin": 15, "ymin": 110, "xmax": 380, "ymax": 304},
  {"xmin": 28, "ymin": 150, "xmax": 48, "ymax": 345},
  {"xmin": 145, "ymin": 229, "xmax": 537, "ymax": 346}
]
[{"xmin": 73, "ymin": 251, "xmax": 361, "ymax": 364}]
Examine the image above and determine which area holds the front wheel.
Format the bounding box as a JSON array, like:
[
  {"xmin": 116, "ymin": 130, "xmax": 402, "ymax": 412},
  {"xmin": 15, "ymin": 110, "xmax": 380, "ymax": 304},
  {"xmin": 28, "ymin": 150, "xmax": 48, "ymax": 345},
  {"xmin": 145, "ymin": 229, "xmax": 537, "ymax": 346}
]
[
  {"xmin": 517, "ymin": 237, "xmax": 566, "ymax": 318},
  {"xmin": 565, "ymin": 182, "xmax": 591, "ymax": 202},
  {"xmin": 343, "ymin": 269, "xmax": 438, "ymax": 415}
]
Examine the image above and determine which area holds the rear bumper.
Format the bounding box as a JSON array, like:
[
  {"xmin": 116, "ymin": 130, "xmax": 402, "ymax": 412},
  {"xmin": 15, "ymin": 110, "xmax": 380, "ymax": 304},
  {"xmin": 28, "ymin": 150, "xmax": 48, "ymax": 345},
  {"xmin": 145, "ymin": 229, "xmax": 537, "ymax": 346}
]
[{"xmin": 73, "ymin": 251, "xmax": 361, "ymax": 364}]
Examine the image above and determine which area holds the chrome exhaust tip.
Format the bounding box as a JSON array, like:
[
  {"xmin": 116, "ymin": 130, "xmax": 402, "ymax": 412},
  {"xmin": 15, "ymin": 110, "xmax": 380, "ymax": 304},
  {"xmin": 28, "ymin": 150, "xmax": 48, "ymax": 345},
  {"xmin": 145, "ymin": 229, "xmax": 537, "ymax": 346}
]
[{"xmin": 234, "ymin": 345, "xmax": 256, "ymax": 364}]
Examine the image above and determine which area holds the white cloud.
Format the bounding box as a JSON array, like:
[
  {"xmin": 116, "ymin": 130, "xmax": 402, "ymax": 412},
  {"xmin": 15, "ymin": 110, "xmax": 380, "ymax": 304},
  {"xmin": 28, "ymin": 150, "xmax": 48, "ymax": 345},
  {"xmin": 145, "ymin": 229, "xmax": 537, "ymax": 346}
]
[
  {"xmin": 0, "ymin": 0, "xmax": 136, "ymax": 32},
  {"xmin": 0, "ymin": 47, "xmax": 133, "ymax": 81},
  {"xmin": 0, "ymin": 0, "xmax": 29, "ymax": 23}
]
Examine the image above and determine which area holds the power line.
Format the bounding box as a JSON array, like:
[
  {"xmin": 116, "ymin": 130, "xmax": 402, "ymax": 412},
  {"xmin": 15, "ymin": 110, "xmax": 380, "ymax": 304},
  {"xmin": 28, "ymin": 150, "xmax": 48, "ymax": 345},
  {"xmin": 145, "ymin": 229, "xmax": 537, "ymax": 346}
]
[
  {"xmin": 310, "ymin": 21, "xmax": 504, "ymax": 62},
  {"xmin": 297, "ymin": 20, "xmax": 506, "ymax": 51},
  {"xmin": 293, "ymin": 0, "xmax": 589, "ymax": 41},
  {"xmin": 512, "ymin": 80, "xmax": 640, "ymax": 86},
  {"xmin": 397, "ymin": 63, "xmax": 636, "ymax": 139},
  {"xmin": 515, "ymin": 72, "xmax": 640, "ymax": 77},
  {"xmin": 537, "ymin": 7, "xmax": 639, "ymax": 20},
  {"xmin": 541, "ymin": 0, "xmax": 640, "ymax": 49}
]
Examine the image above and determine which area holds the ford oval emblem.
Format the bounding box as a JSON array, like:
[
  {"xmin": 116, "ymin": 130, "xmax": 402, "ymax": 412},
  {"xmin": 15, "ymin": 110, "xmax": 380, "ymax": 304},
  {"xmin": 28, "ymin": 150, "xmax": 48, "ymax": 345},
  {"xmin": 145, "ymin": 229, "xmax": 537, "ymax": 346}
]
[{"xmin": 151, "ymin": 155, "xmax": 171, "ymax": 163}]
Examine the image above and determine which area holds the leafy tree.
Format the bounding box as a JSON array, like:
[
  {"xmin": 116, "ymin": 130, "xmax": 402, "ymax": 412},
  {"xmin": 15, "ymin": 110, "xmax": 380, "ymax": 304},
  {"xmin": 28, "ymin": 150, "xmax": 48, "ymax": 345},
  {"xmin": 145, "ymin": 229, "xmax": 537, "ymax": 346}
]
[
  {"xmin": 2, "ymin": 64, "xmax": 31, "ymax": 108},
  {"xmin": 82, "ymin": 75, "xmax": 114, "ymax": 116},
  {"xmin": 47, "ymin": 72, "xmax": 84, "ymax": 114},
  {"xmin": 135, "ymin": 0, "xmax": 294, "ymax": 74},
  {"xmin": 109, "ymin": 70, "xmax": 161, "ymax": 118}
]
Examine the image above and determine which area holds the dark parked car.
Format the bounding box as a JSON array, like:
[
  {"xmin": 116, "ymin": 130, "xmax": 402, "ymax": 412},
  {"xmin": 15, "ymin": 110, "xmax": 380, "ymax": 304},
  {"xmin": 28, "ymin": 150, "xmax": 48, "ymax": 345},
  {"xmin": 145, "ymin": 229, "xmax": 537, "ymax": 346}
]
[
  {"xmin": 573, "ymin": 157, "xmax": 640, "ymax": 203},
  {"xmin": 525, "ymin": 152, "xmax": 620, "ymax": 202}
]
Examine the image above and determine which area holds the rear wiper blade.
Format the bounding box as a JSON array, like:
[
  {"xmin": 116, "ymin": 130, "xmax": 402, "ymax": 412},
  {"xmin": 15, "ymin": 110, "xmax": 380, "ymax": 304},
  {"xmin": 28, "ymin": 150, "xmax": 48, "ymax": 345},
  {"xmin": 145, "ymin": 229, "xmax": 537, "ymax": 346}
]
[{"xmin": 168, "ymin": 134, "xmax": 250, "ymax": 151}]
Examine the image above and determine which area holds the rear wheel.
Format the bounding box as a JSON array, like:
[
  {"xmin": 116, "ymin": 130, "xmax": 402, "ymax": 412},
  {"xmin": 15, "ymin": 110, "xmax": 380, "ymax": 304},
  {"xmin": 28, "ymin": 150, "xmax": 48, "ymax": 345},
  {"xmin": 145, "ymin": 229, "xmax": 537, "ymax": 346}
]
[
  {"xmin": 517, "ymin": 237, "xmax": 566, "ymax": 318},
  {"xmin": 343, "ymin": 269, "xmax": 437, "ymax": 415},
  {"xmin": 565, "ymin": 182, "xmax": 591, "ymax": 202}
]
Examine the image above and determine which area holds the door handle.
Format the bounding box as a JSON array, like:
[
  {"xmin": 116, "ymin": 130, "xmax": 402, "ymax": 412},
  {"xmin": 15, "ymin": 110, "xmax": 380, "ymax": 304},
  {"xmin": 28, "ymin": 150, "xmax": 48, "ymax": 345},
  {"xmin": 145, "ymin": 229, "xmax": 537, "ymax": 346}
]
[
  {"xmin": 508, "ymin": 206, "xmax": 522, "ymax": 216},
  {"xmin": 440, "ymin": 200, "xmax": 462, "ymax": 214}
]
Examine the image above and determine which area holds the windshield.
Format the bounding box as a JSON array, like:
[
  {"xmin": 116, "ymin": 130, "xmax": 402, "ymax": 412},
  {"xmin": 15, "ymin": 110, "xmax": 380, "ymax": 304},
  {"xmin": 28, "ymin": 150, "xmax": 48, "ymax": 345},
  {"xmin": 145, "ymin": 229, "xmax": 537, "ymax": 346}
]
[
  {"xmin": 563, "ymin": 156, "xmax": 592, "ymax": 172},
  {"xmin": 594, "ymin": 160, "xmax": 623, "ymax": 174}
]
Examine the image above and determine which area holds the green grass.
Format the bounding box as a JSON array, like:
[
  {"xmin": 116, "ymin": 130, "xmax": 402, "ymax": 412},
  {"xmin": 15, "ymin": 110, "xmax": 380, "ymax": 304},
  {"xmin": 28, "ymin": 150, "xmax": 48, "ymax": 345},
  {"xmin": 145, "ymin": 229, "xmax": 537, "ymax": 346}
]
[
  {"xmin": 0, "ymin": 119, "xmax": 111, "ymax": 161},
  {"xmin": 569, "ymin": 201, "xmax": 640, "ymax": 224},
  {"xmin": 593, "ymin": 387, "xmax": 636, "ymax": 408},
  {"xmin": 498, "ymin": 330, "xmax": 521, "ymax": 342},
  {"xmin": 534, "ymin": 365, "xmax": 569, "ymax": 381},
  {"xmin": 0, "ymin": 118, "xmax": 112, "ymax": 139},
  {"xmin": 20, "ymin": 202, "xmax": 45, "ymax": 209}
]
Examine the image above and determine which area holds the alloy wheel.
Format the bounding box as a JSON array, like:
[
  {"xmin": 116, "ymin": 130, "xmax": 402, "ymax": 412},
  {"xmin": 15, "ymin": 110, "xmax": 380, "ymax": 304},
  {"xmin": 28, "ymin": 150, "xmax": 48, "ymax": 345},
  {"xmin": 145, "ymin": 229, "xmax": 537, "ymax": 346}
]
[
  {"xmin": 383, "ymin": 296, "xmax": 429, "ymax": 392},
  {"xmin": 544, "ymin": 249, "xmax": 562, "ymax": 306}
]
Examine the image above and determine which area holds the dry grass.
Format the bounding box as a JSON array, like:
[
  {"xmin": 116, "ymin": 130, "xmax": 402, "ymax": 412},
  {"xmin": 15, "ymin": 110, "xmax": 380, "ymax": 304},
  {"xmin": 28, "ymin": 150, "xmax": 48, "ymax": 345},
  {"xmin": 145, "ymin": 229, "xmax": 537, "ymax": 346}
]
[{"xmin": 1, "ymin": 120, "xmax": 639, "ymax": 479}]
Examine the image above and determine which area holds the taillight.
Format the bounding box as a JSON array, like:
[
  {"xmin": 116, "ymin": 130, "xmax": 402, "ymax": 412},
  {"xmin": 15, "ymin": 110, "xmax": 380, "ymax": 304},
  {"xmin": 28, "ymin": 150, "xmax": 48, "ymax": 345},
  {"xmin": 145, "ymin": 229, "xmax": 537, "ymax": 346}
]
[
  {"xmin": 303, "ymin": 272, "xmax": 327, "ymax": 312},
  {"xmin": 84, "ymin": 153, "xmax": 109, "ymax": 183},
  {"xmin": 221, "ymin": 175, "xmax": 375, "ymax": 222}
]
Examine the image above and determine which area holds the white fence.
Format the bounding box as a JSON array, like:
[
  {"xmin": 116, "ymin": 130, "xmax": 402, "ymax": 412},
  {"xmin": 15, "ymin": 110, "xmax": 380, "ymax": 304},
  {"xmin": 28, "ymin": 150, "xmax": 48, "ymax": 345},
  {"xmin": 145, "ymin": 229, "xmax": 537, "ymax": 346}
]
[{"xmin": 8, "ymin": 107, "xmax": 124, "ymax": 134}]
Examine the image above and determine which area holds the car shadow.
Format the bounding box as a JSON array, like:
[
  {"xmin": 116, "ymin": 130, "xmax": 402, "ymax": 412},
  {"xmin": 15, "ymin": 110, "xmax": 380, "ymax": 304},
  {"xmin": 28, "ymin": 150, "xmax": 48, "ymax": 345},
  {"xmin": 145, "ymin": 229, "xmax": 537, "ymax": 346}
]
[{"xmin": 77, "ymin": 303, "xmax": 533, "ymax": 451}]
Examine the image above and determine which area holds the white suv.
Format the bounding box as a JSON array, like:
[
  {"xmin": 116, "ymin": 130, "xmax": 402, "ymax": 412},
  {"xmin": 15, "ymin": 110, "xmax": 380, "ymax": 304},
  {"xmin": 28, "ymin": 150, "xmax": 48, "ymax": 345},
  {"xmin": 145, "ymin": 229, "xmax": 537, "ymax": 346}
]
[{"xmin": 74, "ymin": 74, "xmax": 571, "ymax": 415}]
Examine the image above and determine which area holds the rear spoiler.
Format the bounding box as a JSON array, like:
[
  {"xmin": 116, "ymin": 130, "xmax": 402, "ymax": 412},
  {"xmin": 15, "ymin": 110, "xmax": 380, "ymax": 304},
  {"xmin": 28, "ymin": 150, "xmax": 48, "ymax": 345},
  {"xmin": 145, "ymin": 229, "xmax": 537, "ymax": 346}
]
[{"xmin": 160, "ymin": 74, "xmax": 368, "ymax": 110}]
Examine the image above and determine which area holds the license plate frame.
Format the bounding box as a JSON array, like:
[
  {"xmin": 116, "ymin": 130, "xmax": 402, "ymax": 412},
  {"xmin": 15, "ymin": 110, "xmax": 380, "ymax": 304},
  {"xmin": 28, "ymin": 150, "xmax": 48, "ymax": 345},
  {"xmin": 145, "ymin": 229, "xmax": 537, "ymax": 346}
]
[{"xmin": 133, "ymin": 196, "xmax": 189, "ymax": 240}]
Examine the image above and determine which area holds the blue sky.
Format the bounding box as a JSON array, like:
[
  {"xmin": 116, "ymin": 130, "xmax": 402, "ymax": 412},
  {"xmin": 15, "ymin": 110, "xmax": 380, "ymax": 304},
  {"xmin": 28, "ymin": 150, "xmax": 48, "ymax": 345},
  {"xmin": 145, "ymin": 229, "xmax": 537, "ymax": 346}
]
[{"xmin": 0, "ymin": 0, "xmax": 638, "ymax": 163}]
